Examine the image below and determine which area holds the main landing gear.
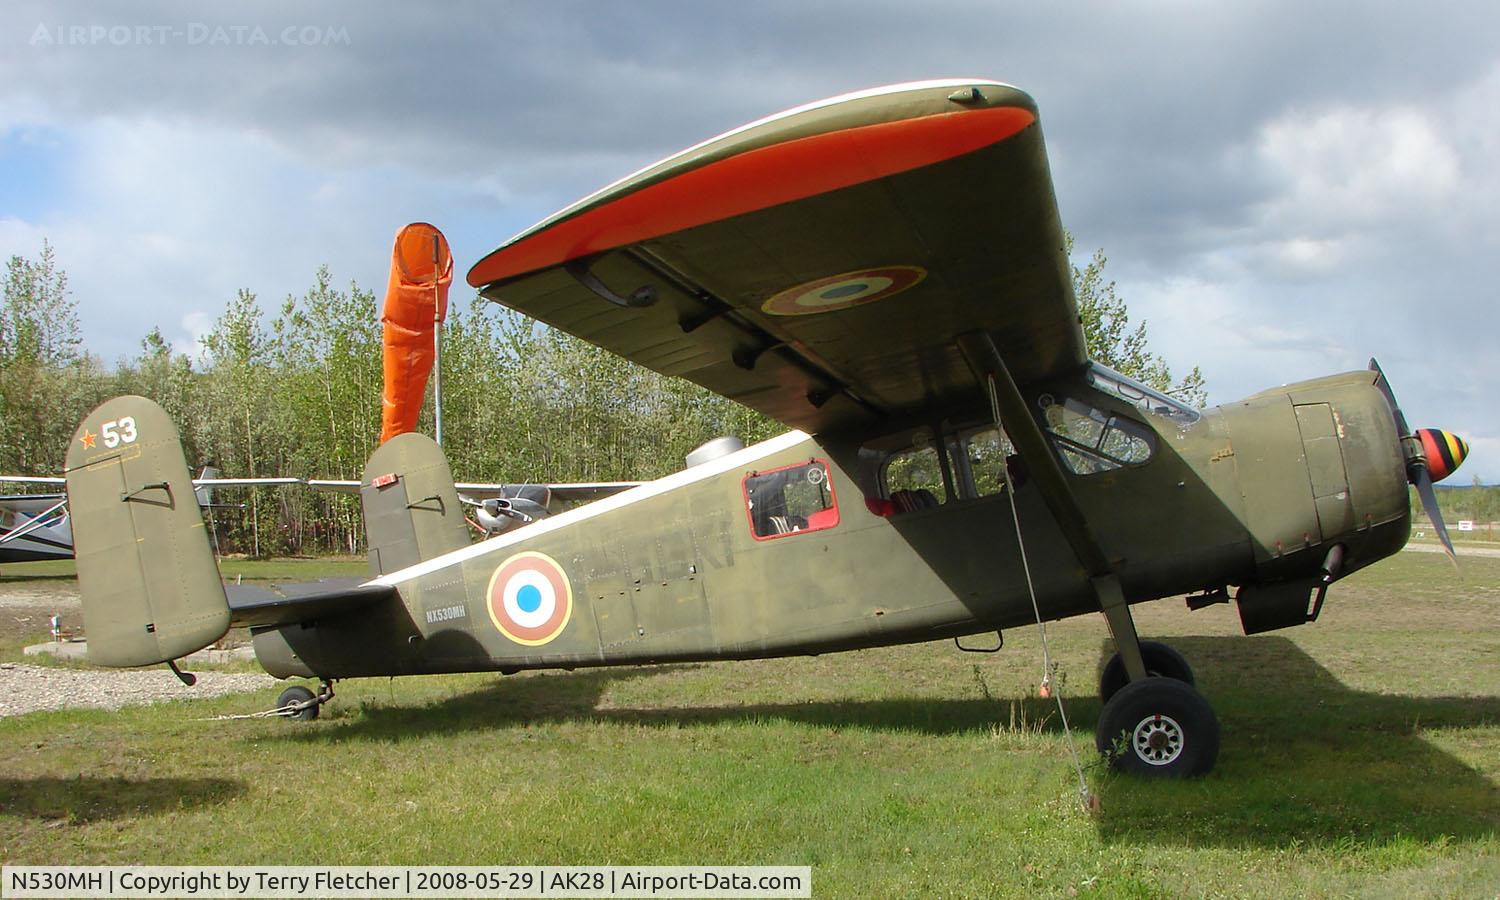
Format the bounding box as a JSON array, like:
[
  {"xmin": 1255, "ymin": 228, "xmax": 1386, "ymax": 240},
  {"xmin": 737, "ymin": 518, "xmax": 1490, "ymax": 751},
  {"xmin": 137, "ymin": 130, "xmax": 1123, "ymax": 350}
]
[
  {"xmin": 1097, "ymin": 605, "xmax": 1219, "ymax": 777},
  {"xmin": 276, "ymin": 681, "xmax": 334, "ymax": 722}
]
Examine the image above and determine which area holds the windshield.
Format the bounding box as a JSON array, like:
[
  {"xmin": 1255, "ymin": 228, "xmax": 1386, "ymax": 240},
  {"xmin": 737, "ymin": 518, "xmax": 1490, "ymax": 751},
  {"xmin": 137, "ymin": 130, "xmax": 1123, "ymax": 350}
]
[{"xmin": 1087, "ymin": 363, "xmax": 1201, "ymax": 426}]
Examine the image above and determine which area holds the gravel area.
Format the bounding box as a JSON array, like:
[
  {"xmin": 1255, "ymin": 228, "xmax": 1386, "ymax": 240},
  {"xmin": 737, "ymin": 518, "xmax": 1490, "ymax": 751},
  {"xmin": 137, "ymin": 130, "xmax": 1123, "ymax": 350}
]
[
  {"xmin": 1, "ymin": 576, "xmax": 277, "ymax": 718},
  {"xmin": 0, "ymin": 580, "xmax": 80, "ymax": 609},
  {"xmin": 0, "ymin": 662, "xmax": 275, "ymax": 718}
]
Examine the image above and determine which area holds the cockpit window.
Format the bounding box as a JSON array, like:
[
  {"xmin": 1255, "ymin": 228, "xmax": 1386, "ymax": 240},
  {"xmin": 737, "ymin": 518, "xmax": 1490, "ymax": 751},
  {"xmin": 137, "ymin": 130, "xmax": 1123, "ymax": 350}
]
[
  {"xmin": 882, "ymin": 427, "xmax": 949, "ymax": 507},
  {"xmin": 965, "ymin": 428, "xmax": 1014, "ymax": 497},
  {"xmin": 744, "ymin": 459, "xmax": 840, "ymax": 540},
  {"xmin": 1088, "ymin": 363, "xmax": 1201, "ymax": 426},
  {"xmin": 1043, "ymin": 397, "xmax": 1155, "ymax": 475}
]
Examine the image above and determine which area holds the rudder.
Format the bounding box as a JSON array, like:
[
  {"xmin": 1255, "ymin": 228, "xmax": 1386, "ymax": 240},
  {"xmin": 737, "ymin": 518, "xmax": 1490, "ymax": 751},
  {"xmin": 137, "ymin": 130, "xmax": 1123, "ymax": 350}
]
[
  {"xmin": 64, "ymin": 396, "xmax": 230, "ymax": 667},
  {"xmin": 361, "ymin": 432, "xmax": 470, "ymax": 575}
]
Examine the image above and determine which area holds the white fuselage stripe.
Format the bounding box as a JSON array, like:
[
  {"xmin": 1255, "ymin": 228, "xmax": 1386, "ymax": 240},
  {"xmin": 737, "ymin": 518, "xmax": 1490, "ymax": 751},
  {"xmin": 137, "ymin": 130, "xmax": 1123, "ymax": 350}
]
[{"xmin": 366, "ymin": 429, "xmax": 812, "ymax": 587}]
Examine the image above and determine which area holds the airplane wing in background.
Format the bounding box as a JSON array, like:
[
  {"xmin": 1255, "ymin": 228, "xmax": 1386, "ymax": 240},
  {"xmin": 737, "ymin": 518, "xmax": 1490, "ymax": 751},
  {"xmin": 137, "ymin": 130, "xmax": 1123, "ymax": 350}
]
[
  {"xmin": 0, "ymin": 474, "xmax": 301, "ymax": 560},
  {"xmin": 0, "ymin": 474, "xmax": 299, "ymax": 491},
  {"xmin": 308, "ymin": 479, "xmax": 642, "ymax": 504}
]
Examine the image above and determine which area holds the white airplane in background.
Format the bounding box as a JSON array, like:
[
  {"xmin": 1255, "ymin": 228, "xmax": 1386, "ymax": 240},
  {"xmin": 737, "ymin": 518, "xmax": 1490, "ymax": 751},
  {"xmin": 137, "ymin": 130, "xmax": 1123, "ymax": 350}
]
[{"xmin": 0, "ymin": 470, "xmax": 301, "ymax": 563}]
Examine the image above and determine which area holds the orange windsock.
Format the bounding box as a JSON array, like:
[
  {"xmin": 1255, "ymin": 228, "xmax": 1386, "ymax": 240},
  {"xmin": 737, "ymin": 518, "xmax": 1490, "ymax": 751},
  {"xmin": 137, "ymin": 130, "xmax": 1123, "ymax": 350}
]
[{"xmin": 380, "ymin": 222, "xmax": 452, "ymax": 443}]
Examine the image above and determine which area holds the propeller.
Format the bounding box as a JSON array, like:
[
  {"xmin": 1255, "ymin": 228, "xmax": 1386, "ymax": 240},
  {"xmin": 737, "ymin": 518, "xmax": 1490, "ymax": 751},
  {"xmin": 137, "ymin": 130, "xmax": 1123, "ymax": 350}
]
[
  {"xmin": 461, "ymin": 494, "xmax": 550, "ymax": 536},
  {"xmin": 1369, "ymin": 359, "xmax": 1470, "ymax": 566}
]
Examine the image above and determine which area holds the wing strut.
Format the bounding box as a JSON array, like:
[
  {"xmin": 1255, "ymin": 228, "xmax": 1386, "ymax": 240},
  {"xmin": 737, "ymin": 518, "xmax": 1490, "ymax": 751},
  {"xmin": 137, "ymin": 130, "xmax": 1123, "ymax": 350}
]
[{"xmin": 955, "ymin": 331, "xmax": 1147, "ymax": 682}]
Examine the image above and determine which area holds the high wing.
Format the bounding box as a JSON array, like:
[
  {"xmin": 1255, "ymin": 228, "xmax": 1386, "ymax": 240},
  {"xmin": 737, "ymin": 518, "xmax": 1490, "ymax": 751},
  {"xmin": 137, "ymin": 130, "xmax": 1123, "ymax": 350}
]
[{"xmin": 468, "ymin": 79, "xmax": 1085, "ymax": 436}]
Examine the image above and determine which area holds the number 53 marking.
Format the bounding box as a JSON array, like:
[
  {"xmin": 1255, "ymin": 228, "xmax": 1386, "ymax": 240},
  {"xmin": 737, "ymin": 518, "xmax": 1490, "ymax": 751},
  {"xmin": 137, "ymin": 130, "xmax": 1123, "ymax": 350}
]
[{"xmin": 102, "ymin": 416, "xmax": 138, "ymax": 448}]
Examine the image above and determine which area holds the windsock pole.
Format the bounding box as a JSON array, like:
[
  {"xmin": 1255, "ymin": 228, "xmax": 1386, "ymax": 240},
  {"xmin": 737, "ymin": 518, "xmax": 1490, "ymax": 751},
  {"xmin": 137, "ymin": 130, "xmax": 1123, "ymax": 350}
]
[{"xmin": 432, "ymin": 233, "xmax": 444, "ymax": 447}]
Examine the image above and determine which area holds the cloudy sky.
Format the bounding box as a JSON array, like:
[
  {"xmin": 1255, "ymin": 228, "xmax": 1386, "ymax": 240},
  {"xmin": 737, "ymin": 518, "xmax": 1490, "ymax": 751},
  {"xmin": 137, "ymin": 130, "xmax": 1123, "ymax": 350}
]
[{"xmin": 2, "ymin": 1, "xmax": 1496, "ymax": 481}]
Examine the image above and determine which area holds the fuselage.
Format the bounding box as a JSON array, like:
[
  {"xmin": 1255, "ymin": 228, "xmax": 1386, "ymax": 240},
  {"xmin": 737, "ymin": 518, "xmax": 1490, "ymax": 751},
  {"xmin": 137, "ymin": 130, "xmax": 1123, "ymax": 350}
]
[{"xmin": 252, "ymin": 365, "xmax": 1411, "ymax": 680}]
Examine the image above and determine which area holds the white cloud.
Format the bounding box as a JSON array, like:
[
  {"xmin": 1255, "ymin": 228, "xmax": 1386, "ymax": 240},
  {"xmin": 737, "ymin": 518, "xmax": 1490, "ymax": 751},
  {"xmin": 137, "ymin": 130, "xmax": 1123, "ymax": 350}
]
[
  {"xmin": 1248, "ymin": 66, "xmax": 1500, "ymax": 264},
  {"xmin": 0, "ymin": 114, "xmax": 538, "ymax": 365},
  {"xmin": 1258, "ymin": 106, "xmax": 1459, "ymax": 218},
  {"xmin": 173, "ymin": 309, "xmax": 214, "ymax": 360}
]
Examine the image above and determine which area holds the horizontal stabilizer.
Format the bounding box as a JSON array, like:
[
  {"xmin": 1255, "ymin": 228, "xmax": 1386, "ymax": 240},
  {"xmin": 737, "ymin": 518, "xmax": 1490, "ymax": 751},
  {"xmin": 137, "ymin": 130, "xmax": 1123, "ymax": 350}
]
[{"xmin": 225, "ymin": 578, "xmax": 396, "ymax": 628}]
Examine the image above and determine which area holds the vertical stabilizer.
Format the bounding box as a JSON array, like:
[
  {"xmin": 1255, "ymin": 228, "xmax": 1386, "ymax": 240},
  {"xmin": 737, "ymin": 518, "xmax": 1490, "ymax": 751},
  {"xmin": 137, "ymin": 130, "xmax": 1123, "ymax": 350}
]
[
  {"xmin": 361, "ymin": 431, "xmax": 470, "ymax": 575},
  {"xmin": 64, "ymin": 396, "xmax": 230, "ymax": 667}
]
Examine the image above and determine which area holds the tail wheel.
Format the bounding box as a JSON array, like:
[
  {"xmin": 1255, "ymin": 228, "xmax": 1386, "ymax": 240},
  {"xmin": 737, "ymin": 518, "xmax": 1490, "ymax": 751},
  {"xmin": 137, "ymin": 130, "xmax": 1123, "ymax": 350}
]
[
  {"xmin": 1096, "ymin": 677, "xmax": 1219, "ymax": 777},
  {"xmin": 277, "ymin": 685, "xmax": 320, "ymax": 722},
  {"xmin": 1099, "ymin": 640, "xmax": 1194, "ymax": 703}
]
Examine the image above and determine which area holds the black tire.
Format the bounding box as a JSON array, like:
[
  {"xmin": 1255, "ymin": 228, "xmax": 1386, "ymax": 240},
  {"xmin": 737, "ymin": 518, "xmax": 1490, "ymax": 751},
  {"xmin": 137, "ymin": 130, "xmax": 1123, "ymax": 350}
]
[
  {"xmin": 1096, "ymin": 677, "xmax": 1219, "ymax": 778},
  {"xmin": 277, "ymin": 685, "xmax": 319, "ymax": 721},
  {"xmin": 1099, "ymin": 640, "xmax": 1194, "ymax": 703}
]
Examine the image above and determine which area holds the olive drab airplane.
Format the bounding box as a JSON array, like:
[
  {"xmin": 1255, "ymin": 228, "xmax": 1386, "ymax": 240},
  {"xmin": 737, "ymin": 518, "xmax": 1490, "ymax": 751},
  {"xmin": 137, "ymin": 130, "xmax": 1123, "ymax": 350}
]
[{"xmin": 63, "ymin": 80, "xmax": 1471, "ymax": 777}]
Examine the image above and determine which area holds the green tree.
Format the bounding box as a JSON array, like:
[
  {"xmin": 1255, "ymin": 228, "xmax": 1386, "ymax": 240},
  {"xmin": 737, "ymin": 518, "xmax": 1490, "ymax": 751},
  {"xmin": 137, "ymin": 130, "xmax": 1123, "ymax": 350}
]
[
  {"xmin": 0, "ymin": 241, "xmax": 105, "ymax": 473},
  {"xmin": 1, "ymin": 239, "xmax": 80, "ymax": 365},
  {"xmin": 121, "ymin": 328, "xmax": 198, "ymax": 426},
  {"xmin": 199, "ymin": 289, "xmax": 278, "ymax": 555},
  {"xmin": 1069, "ymin": 233, "xmax": 1206, "ymax": 406},
  {"xmin": 0, "ymin": 237, "xmax": 1211, "ymax": 553},
  {"xmin": 267, "ymin": 267, "xmax": 383, "ymax": 553}
]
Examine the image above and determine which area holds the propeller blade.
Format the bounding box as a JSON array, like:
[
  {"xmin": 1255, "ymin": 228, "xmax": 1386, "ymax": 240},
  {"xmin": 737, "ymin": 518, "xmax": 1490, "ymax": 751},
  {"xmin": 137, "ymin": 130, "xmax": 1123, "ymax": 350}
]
[
  {"xmin": 1368, "ymin": 358, "xmax": 1411, "ymax": 437},
  {"xmin": 1413, "ymin": 466, "xmax": 1459, "ymax": 570},
  {"xmin": 1369, "ymin": 360, "xmax": 1464, "ymax": 570}
]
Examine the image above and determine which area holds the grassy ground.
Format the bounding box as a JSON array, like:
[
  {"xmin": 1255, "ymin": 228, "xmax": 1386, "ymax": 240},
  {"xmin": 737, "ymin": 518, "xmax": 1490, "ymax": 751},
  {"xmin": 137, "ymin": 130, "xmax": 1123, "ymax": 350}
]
[{"xmin": 0, "ymin": 553, "xmax": 1496, "ymax": 897}]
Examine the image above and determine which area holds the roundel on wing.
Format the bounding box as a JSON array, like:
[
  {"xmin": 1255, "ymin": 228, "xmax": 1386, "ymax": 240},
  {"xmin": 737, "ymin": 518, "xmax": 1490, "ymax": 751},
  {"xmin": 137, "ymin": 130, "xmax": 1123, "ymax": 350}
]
[
  {"xmin": 761, "ymin": 266, "xmax": 926, "ymax": 316},
  {"xmin": 486, "ymin": 551, "xmax": 573, "ymax": 646}
]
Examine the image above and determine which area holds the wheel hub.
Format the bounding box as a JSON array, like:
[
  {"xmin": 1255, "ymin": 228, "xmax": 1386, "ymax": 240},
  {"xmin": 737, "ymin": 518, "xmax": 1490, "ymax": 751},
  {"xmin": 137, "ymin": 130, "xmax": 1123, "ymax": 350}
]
[{"xmin": 1131, "ymin": 713, "xmax": 1184, "ymax": 766}]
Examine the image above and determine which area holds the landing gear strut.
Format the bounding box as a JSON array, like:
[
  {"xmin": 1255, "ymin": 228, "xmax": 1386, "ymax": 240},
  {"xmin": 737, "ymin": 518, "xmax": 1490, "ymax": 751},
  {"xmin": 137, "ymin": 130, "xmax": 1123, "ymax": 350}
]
[
  {"xmin": 1096, "ymin": 603, "xmax": 1219, "ymax": 777},
  {"xmin": 277, "ymin": 680, "xmax": 334, "ymax": 722}
]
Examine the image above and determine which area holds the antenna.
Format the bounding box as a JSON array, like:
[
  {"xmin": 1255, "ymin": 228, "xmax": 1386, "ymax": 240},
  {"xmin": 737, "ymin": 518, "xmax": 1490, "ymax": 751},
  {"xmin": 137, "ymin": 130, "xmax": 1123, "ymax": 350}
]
[{"xmin": 432, "ymin": 232, "xmax": 444, "ymax": 447}]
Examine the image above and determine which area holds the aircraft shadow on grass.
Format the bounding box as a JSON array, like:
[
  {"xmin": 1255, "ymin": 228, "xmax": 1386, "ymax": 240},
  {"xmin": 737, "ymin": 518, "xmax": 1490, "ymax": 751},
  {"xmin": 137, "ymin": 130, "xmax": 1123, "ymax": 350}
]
[
  {"xmin": 1088, "ymin": 635, "xmax": 1500, "ymax": 848},
  {"xmin": 274, "ymin": 634, "xmax": 1498, "ymax": 847},
  {"xmin": 0, "ymin": 776, "xmax": 245, "ymax": 823}
]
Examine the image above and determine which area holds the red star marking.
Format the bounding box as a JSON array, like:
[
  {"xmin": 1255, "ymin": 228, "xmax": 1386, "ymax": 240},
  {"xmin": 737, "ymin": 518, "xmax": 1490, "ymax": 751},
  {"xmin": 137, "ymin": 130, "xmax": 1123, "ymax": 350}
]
[{"xmin": 79, "ymin": 429, "xmax": 96, "ymax": 449}]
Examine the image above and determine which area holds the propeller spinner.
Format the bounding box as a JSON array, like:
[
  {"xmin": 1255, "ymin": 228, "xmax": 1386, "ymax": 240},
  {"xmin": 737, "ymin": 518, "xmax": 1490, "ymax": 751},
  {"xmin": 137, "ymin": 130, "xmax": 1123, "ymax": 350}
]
[
  {"xmin": 1416, "ymin": 428, "xmax": 1470, "ymax": 483},
  {"xmin": 1369, "ymin": 359, "xmax": 1469, "ymax": 564}
]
